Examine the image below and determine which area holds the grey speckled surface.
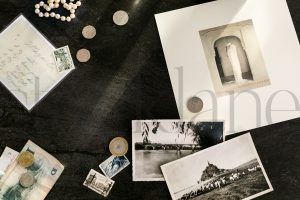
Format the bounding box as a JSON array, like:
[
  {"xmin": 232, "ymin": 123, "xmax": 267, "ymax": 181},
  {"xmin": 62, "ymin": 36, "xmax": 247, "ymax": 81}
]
[{"xmin": 0, "ymin": 0, "xmax": 299, "ymax": 199}]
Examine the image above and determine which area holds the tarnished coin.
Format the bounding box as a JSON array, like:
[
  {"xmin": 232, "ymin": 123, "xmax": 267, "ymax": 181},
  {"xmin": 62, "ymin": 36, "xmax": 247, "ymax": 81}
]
[
  {"xmin": 76, "ymin": 49, "xmax": 91, "ymax": 63},
  {"xmin": 82, "ymin": 25, "xmax": 96, "ymax": 39},
  {"xmin": 113, "ymin": 10, "xmax": 129, "ymax": 26},
  {"xmin": 18, "ymin": 151, "xmax": 34, "ymax": 168},
  {"xmin": 187, "ymin": 97, "xmax": 204, "ymax": 113},
  {"xmin": 109, "ymin": 137, "xmax": 128, "ymax": 156},
  {"xmin": 19, "ymin": 172, "xmax": 35, "ymax": 188}
]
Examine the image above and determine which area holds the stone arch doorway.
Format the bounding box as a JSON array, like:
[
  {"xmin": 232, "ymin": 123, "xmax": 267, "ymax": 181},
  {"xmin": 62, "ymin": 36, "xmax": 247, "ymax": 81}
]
[{"xmin": 214, "ymin": 36, "xmax": 253, "ymax": 84}]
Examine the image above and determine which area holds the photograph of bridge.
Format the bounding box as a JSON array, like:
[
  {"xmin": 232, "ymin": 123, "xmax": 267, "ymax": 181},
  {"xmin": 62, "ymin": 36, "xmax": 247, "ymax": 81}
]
[
  {"xmin": 161, "ymin": 133, "xmax": 273, "ymax": 200},
  {"xmin": 132, "ymin": 120, "xmax": 224, "ymax": 181}
]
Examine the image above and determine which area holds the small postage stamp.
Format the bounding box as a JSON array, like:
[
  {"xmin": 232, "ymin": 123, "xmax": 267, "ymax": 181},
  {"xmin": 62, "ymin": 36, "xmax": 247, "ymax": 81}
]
[
  {"xmin": 99, "ymin": 155, "xmax": 130, "ymax": 179},
  {"xmin": 53, "ymin": 45, "xmax": 75, "ymax": 72},
  {"xmin": 83, "ymin": 169, "xmax": 114, "ymax": 197}
]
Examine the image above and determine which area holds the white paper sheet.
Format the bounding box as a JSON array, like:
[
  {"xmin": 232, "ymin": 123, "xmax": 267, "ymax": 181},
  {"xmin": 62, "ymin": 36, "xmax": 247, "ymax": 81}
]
[
  {"xmin": 155, "ymin": 0, "xmax": 300, "ymax": 135},
  {"xmin": 0, "ymin": 14, "xmax": 75, "ymax": 110}
]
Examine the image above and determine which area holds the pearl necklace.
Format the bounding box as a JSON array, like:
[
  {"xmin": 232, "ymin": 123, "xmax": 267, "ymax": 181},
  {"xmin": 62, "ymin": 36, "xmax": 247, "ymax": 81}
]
[{"xmin": 34, "ymin": 0, "xmax": 82, "ymax": 22}]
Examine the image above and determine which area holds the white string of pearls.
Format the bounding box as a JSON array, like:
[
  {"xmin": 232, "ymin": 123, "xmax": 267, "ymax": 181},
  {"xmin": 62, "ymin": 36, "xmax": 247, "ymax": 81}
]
[{"xmin": 34, "ymin": 0, "xmax": 82, "ymax": 22}]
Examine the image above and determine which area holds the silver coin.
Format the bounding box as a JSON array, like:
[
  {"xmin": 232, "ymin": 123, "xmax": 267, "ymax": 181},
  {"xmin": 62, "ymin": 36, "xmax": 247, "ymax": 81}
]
[
  {"xmin": 82, "ymin": 25, "xmax": 96, "ymax": 39},
  {"xmin": 113, "ymin": 10, "xmax": 129, "ymax": 26},
  {"xmin": 76, "ymin": 49, "xmax": 91, "ymax": 63},
  {"xmin": 19, "ymin": 172, "xmax": 35, "ymax": 188},
  {"xmin": 187, "ymin": 97, "xmax": 204, "ymax": 113}
]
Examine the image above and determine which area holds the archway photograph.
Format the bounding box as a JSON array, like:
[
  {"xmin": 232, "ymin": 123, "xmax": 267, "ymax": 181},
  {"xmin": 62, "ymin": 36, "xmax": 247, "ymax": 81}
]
[{"xmin": 199, "ymin": 20, "xmax": 270, "ymax": 96}]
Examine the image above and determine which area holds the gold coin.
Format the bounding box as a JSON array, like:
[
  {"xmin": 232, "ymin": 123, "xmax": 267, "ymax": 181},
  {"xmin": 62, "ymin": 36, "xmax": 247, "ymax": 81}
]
[
  {"xmin": 76, "ymin": 48, "xmax": 91, "ymax": 63},
  {"xmin": 82, "ymin": 25, "xmax": 96, "ymax": 39},
  {"xmin": 109, "ymin": 137, "xmax": 128, "ymax": 156},
  {"xmin": 18, "ymin": 151, "xmax": 34, "ymax": 168}
]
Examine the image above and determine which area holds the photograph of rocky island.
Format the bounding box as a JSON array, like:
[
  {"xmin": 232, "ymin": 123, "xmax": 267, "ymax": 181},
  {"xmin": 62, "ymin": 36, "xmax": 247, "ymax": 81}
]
[
  {"xmin": 176, "ymin": 159, "xmax": 268, "ymax": 200},
  {"xmin": 161, "ymin": 133, "xmax": 273, "ymax": 200}
]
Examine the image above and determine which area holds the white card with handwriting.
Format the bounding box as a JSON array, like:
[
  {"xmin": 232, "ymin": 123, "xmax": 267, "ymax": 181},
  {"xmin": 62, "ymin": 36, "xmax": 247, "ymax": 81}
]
[{"xmin": 0, "ymin": 15, "xmax": 75, "ymax": 110}]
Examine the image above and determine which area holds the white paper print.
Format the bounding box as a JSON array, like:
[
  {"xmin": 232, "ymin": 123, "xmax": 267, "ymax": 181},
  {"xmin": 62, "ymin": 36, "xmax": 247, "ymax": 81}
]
[
  {"xmin": 155, "ymin": 0, "xmax": 300, "ymax": 135},
  {"xmin": 0, "ymin": 15, "xmax": 75, "ymax": 110},
  {"xmin": 161, "ymin": 133, "xmax": 273, "ymax": 200}
]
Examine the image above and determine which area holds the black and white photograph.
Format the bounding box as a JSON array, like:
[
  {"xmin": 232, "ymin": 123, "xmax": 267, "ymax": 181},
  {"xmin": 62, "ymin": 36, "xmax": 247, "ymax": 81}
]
[
  {"xmin": 83, "ymin": 169, "xmax": 115, "ymax": 198},
  {"xmin": 161, "ymin": 133, "xmax": 273, "ymax": 200},
  {"xmin": 132, "ymin": 120, "xmax": 224, "ymax": 181},
  {"xmin": 99, "ymin": 155, "xmax": 130, "ymax": 179},
  {"xmin": 200, "ymin": 20, "xmax": 270, "ymax": 96}
]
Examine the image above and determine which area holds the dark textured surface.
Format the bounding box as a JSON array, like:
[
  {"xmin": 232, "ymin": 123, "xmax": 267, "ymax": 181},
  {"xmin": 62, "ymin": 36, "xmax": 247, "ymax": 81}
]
[{"xmin": 0, "ymin": 0, "xmax": 299, "ymax": 199}]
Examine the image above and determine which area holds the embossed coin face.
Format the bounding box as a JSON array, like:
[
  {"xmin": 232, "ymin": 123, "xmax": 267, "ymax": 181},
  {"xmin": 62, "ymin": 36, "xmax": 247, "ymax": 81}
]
[
  {"xmin": 113, "ymin": 10, "xmax": 129, "ymax": 26},
  {"xmin": 19, "ymin": 172, "xmax": 35, "ymax": 188},
  {"xmin": 76, "ymin": 49, "xmax": 91, "ymax": 63},
  {"xmin": 109, "ymin": 137, "xmax": 128, "ymax": 156},
  {"xmin": 82, "ymin": 25, "xmax": 96, "ymax": 39},
  {"xmin": 18, "ymin": 151, "xmax": 34, "ymax": 168},
  {"xmin": 187, "ymin": 97, "xmax": 204, "ymax": 113}
]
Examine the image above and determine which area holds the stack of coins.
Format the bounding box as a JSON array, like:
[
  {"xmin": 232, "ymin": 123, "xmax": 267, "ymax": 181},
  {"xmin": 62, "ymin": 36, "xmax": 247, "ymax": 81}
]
[
  {"xmin": 76, "ymin": 10, "xmax": 129, "ymax": 63},
  {"xmin": 77, "ymin": 25, "xmax": 96, "ymax": 63},
  {"xmin": 18, "ymin": 151, "xmax": 36, "ymax": 188},
  {"xmin": 109, "ymin": 137, "xmax": 128, "ymax": 156}
]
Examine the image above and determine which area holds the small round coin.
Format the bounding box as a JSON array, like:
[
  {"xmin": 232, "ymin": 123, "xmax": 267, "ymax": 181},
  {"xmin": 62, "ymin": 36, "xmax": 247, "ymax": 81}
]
[
  {"xmin": 82, "ymin": 25, "xmax": 96, "ymax": 39},
  {"xmin": 113, "ymin": 10, "xmax": 129, "ymax": 26},
  {"xmin": 19, "ymin": 172, "xmax": 35, "ymax": 188},
  {"xmin": 76, "ymin": 48, "xmax": 91, "ymax": 63},
  {"xmin": 187, "ymin": 96, "xmax": 204, "ymax": 113},
  {"xmin": 109, "ymin": 137, "xmax": 128, "ymax": 156},
  {"xmin": 18, "ymin": 151, "xmax": 34, "ymax": 168}
]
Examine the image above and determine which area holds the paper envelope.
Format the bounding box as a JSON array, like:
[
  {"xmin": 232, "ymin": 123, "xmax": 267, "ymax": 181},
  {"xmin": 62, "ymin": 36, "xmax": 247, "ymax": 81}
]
[{"xmin": 155, "ymin": 0, "xmax": 300, "ymax": 136}]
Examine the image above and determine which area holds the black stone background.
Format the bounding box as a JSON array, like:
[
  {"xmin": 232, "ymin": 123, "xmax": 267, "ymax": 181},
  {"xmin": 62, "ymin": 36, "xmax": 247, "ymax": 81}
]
[{"xmin": 0, "ymin": 0, "xmax": 299, "ymax": 199}]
